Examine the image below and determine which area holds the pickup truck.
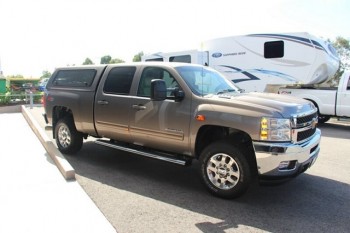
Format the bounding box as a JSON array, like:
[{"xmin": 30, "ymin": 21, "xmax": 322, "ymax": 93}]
[
  {"xmin": 279, "ymin": 71, "xmax": 350, "ymax": 123},
  {"xmin": 43, "ymin": 62, "xmax": 321, "ymax": 198}
]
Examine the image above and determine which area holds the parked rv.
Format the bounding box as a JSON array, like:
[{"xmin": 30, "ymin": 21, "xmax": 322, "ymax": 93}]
[{"xmin": 142, "ymin": 32, "xmax": 340, "ymax": 93}]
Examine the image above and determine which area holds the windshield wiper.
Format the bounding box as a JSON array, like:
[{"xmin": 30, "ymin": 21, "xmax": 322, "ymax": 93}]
[{"xmin": 216, "ymin": 89, "xmax": 236, "ymax": 95}]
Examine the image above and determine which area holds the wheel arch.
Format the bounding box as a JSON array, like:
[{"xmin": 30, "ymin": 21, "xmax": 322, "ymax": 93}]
[
  {"xmin": 52, "ymin": 106, "xmax": 74, "ymax": 138},
  {"xmin": 195, "ymin": 125, "xmax": 257, "ymax": 176}
]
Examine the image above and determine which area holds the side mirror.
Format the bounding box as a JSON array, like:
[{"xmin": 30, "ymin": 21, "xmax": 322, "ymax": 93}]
[
  {"xmin": 151, "ymin": 79, "xmax": 167, "ymax": 101},
  {"xmin": 174, "ymin": 89, "xmax": 185, "ymax": 102}
]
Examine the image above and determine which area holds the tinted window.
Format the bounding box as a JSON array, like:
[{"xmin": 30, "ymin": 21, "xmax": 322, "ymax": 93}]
[
  {"xmin": 264, "ymin": 41, "xmax": 284, "ymax": 58},
  {"xmin": 169, "ymin": 55, "xmax": 191, "ymax": 63},
  {"xmin": 138, "ymin": 67, "xmax": 180, "ymax": 99},
  {"xmin": 53, "ymin": 69, "xmax": 96, "ymax": 87},
  {"xmin": 145, "ymin": 58, "xmax": 164, "ymax": 62},
  {"xmin": 103, "ymin": 67, "xmax": 136, "ymax": 94}
]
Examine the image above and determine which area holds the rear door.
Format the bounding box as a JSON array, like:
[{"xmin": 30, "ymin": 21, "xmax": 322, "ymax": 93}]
[{"xmin": 94, "ymin": 66, "xmax": 137, "ymax": 142}]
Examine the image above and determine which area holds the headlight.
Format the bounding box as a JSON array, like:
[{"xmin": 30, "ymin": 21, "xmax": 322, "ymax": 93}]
[{"xmin": 260, "ymin": 117, "xmax": 291, "ymax": 141}]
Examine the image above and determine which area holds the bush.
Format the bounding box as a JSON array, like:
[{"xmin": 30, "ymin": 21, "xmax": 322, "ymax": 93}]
[{"xmin": 0, "ymin": 92, "xmax": 11, "ymax": 105}]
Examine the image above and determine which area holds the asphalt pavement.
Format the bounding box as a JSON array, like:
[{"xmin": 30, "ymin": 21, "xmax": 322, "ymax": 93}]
[
  {"xmin": 0, "ymin": 105, "xmax": 116, "ymax": 233},
  {"xmin": 3, "ymin": 104, "xmax": 349, "ymax": 233}
]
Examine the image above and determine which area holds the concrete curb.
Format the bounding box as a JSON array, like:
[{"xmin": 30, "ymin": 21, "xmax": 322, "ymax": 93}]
[{"xmin": 21, "ymin": 105, "xmax": 75, "ymax": 180}]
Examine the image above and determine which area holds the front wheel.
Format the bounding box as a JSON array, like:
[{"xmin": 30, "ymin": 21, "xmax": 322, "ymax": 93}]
[
  {"xmin": 199, "ymin": 141, "xmax": 252, "ymax": 199},
  {"xmin": 55, "ymin": 117, "xmax": 83, "ymax": 154}
]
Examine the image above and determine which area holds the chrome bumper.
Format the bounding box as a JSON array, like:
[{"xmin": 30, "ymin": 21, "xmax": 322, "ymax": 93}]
[{"xmin": 253, "ymin": 129, "xmax": 321, "ymax": 177}]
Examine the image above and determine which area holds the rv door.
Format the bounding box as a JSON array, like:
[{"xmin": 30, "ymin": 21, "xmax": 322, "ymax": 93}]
[{"xmin": 199, "ymin": 51, "xmax": 209, "ymax": 66}]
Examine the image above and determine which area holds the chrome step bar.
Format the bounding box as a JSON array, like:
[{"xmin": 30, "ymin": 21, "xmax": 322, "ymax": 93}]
[{"xmin": 95, "ymin": 140, "xmax": 189, "ymax": 166}]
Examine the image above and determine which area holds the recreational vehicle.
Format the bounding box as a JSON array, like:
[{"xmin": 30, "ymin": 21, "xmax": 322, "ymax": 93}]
[{"xmin": 142, "ymin": 32, "xmax": 340, "ymax": 93}]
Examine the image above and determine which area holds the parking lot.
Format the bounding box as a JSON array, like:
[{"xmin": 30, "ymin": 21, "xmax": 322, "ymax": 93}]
[{"xmin": 28, "ymin": 106, "xmax": 350, "ymax": 233}]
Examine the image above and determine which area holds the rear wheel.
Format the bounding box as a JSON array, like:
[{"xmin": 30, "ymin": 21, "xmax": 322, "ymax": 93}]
[
  {"xmin": 55, "ymin": 117, "xmax": 83, "ymax": 154},
  {"xmin": 199, "ymin": 141, "xmax": 252, "ymax": 199}
]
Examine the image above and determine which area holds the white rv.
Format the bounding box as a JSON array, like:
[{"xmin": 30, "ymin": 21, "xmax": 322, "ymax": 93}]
[{"xmin": 142, "ymin": 32, "xmax": 340, "ymax": 93}]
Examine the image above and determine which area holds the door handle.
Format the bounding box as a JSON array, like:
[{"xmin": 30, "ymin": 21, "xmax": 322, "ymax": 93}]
[
  {"xmin": 97, "ymin": 100, "xmax": 109, "ymax": 105},
  {"xmin": 132, "ymin": 104, "xmax": 147, "ymax": 110}
]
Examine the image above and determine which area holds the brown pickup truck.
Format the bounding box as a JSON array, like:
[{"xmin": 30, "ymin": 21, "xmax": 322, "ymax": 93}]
[{"xmin": 43, "ymin": 62, "xmax": 321, "ymax": 198}]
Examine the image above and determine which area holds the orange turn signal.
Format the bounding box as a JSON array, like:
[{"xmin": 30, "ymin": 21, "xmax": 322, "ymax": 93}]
[{"xmin": 196, "ymin": 115, "xmax": 206, "ymax": 121}]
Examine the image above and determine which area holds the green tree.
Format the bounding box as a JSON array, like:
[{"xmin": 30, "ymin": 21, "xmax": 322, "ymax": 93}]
[
  {"xmin": 100, "ymin": 55, "xmax": 112, "ymax": 64},
  {"xmin": 41, "ymin": 70, "xmax": 52, "ymax": 79},
  {"xmin": 329, "ymin": 37, "xmax": 350, "ymax": 85},
  {"xmin": 133, "ymin": 51, "xmax": 144, "ymax": 62},
  {"xmin": 83, "ymin": 57, "xmax": 94, "ymax": 65},
  {"xmin": 109, "ymin": 58, "xmax": 125, "ymax": 64}
]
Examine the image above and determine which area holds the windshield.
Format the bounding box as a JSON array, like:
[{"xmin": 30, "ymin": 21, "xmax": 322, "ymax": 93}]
[{"xmin": 175, "ymin": 66, "xmax": 241, "ymax": 97}]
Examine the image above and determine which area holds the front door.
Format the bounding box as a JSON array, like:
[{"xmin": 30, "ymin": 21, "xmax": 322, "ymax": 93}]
[{"xmin": 129, "ymin": 67, "xmax": 192, "ymax": 155}]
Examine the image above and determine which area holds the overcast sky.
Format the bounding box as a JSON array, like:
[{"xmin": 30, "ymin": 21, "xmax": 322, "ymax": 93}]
[{"xmin": 0, "ymin": 0, "xmax": 349, "ymax": 77}]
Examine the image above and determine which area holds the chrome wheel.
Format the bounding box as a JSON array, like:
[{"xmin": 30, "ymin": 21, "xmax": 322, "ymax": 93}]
[
  {"xmin": 58, "ymin": 124, "xmax": 71, "ymax": 148},
  {"xmin": 206, "ymin": 153, "xmax": 240, "ymax": 190},
  {"xmin": 55, "ymin": 117, "xmax": 83, "ymax": 154}
]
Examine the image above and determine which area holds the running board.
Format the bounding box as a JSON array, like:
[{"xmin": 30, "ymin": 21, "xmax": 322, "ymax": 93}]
[{"xmin": 95, "ymin": 140, "xmax": 190, "ymax": 166}]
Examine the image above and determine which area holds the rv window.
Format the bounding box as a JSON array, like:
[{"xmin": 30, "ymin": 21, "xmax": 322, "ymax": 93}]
[
  {"xmin": 169, "ymin": 55, "xmax": 191, "ymax": 63},
  {"xmin": 264, "ymin": 41, "xmax": 284, "ymax": 58},
  {"xmin": 145, "ymin": 58, "xmax": 164, "ymax": 62}
]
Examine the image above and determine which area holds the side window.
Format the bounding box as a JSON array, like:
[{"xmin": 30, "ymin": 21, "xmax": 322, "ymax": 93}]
[
  {"xmin": 103, "ymin": 67, "xmax": 136, "ymax": 95},
  {"xmin": 138, "ymin": 67, "xmax": 180, "ymax": 99},
  {"xmin": 53, "ymin": 69, "xmax": 96, "ymax": 87},
  {"xmin": 347, "ymin": 77, "xmax": 350, "ymax": 90},
  {"xmin": 264, "ymin": 41, "xmax": 284, "ymax": 58},
  {"xmin": 145, "ymin": 58, "xmax": 164, "ymax": 62},
  {"xmin": 169, "ymin": 55, "xmax": 191, "ymax": 63}
]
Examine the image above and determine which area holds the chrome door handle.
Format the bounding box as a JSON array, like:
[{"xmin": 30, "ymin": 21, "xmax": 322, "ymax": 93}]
[
  {"xmin": 132, "ymin": 104, "xmax": 146, "ymax": 110},
  {"xmin": 97, "ymin": 100, "xmax": 109, "ymax": 105}
]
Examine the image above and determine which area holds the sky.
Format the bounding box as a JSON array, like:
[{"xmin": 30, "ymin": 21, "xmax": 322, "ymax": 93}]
[{"xmin": 0, "ymin": 0, "xmax": 349, "ymax": 78}]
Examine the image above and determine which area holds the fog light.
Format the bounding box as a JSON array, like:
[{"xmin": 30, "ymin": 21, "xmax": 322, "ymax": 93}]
[{"xmin": 278, "ymin": 160, "xmax": 297, "ymax": 170}]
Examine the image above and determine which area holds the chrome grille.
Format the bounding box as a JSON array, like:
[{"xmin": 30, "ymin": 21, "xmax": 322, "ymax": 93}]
[
  {"xmin": 297, "ymin": 127, "xmax": 316, "ymax": 141},
  {"xmin": 297, "ymin": 112, "xmax": 318, "ymax": 125},
  {"xmin": 292, "ymin": 111, "xmax": 318, "ymax": 143}
]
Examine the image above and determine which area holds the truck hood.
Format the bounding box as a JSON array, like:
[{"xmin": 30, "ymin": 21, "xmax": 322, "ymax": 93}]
[{"xmin": 208, "ymin": 92, "xmax": 316, "ymax": 118}]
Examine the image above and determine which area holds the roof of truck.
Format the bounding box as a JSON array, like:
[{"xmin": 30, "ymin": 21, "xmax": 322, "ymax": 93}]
[{"xmin": 54, "ymin": 62, "xmax": 207, "ymax": 71}]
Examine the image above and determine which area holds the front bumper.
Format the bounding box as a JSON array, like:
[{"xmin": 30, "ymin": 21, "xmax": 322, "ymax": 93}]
[{"xmin": 253, "ymin": 128, "xmax": 321, "ymax": 177}]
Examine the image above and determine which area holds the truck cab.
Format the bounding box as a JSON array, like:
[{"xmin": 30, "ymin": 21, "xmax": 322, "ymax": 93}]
[
  {"xmin": 279, "ymin": 71, "xmax": 350, "ymax": 123},
  {"xmin": 336, "ymin": 72, "xmax": 350, "ymax": 117}
]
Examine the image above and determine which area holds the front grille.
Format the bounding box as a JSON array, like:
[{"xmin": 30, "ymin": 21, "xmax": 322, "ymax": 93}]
[
  {"xmin": 292, "ymin": 111, "xmax": 318, "ymax": 143},
  {"xmin": 297, "ymin": 127, "xmax": 316, "ymax": 141},
  {"xmin": 297, "ymin": 112, "xmax": 318, "ymax": 125}
]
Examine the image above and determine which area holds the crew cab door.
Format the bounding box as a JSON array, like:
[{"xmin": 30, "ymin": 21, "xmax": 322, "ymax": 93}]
[
  {"xmin": 129, "ymin": 67, "xmax": 192, "ymax": 154},
  {"xmin": 337, "ymin": 74, "xmax": 350, "ymax": 117},
  {"xmin": 94, "ymin": 66, "xmax": 137, "ymax": 142}
]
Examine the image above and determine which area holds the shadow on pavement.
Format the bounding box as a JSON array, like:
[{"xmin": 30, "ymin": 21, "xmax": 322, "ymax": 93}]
[
  {"xmin": 318, "ymin": 123, "xmax": 350, "ymax": 139},
  {"xmin": 65, "ymin": 142, "xmax": 350, "ymax": 233}
]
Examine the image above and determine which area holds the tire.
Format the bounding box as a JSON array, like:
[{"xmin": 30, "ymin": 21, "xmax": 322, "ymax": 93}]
[
  {"xmin": 55, "ymin": 117, "xmax": 83, "ymax": 154},
  {"xmin": 318, "ymin": 114, "xmax": 331, "ymax": 124},
  {"xmin": 199, "ymin": 141, "xmax": 252, "ymax": 199}
]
